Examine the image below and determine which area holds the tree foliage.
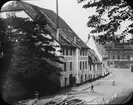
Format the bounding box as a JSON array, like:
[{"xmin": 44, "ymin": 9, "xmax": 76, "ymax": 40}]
[
  {"xmin": 78, "ymin": 0, "xmax": 133, "ymax": 44},
  {"xmin": 3, "ymin": 16, "xmax": 63, "ymax": 78},
  {"xmin": 0, "ymin": 16, "xmax": 63, "ymax": 97}
]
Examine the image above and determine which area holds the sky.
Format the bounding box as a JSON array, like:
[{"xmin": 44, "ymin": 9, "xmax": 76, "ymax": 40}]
[
  {"xmin": 1, "ymin": 0, "xmax": 132, "ymax": 41},
  {"xmin": 24, "ymin": 0, "xmax": 96, "ymax": 42}
]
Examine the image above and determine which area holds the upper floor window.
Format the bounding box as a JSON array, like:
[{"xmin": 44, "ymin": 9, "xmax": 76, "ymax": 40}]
[
  {"xmin": 85, "ymin": 50, "xmax": 87, "ymax": 56},
  {"xmin": 83, "ymin": 61, "xmax": 84, "ymax": 69},
  {"xmin": 127, "ymin": 55, "xmax": 130, "ymax": 60},
  {"xmin": 62, "ymin": 48, "xmax": 65, "ymax": 55},
  {"xmin": 90, "ymin": 65, "xmax": 92, "ymax": 71},
  {"xmin": 117, "ymin": 55, "xmax": 120, "ymax": 59},
  {"xmin": 66, "ymin": 48, "xmax": 68, "ymax": 55},
  {"xmin": 112, "ymin": 55, "xmax": 115, "ymax": 59},
  {"xmin": 63, "ymin": 48, "xmax": 73, "ymax": 56},
  {"xmin": 83, "ymin": 50, "xmax": 85, "ymax": 56},
  {"xmin": 85, "ymin": 61, "xmax": 87, "ymax": 69},
  {"xmin": 80, "ymin": 62, "xmax": 82, "ymax": 70},
  {"xmin": 80, "ymin": 50, "xmax": 82, "ymax": 55},
  {"xmin": 70, "ymin": 62, "xmax": 72, "ymax": 70},
  {"xmin": 64, "ymin": 62, "xmax": 66, "ymax": 71},
  {"xmin": 70, "ymin": 48, "xmax": 73, "ymax": 56},
  {"xmin": 80, "ymin": 49, "xmax": 88, "ymax": 56},
  {"xmin": 122, "ymin": 55, "xmax": 125, "ymax": 59}
]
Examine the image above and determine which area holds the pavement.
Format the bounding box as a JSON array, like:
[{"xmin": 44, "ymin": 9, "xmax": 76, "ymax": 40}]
[{"xmin": 22, "ymin": 68, "xmax": 133, "ymax": 105}]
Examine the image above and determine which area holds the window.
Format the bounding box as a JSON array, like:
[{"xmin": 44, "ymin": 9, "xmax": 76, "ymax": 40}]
[
  {"xmin": 83, "ymin": 50, "xmax": 84, "ymax": 56},
  {"xmin": 65, "ymin": 78, "xmax": 67, "ymax": 86},
  {"xmin": 90, "ymin": 65, "xmax": 92, "ymax": 71},
  {"xmin": 93, "ymin": 65, "xmax": 95, "ymax": 71},
  {"xmin": 85, "ymin": 75, "xmax": 87, "ymax": 81},
  {"xmin": 83, "ymin": 62, "xmax": 84, "ymax": 69},
  {"xmin": 122, "ymin": 55, "xmax": 125, "ymax": 59},
  {"xmin": 80, "ymin": 50, "xmax": 82, "ymax": 55},
  {"xmin": 70, "ymin": 62, "xmax": 72, "ymax": 71},
  {"xmin": 70, "ymin": 48, "xmax": 72, "ymax": 56},
  {"xmin": 64, "ymin": 62, "xmax": 66, "ymax": 71},
  {"xmin": 66, "ymin": 48, "xmax": 68, "ymax": 55},
  {"xmin": 63, "ymin": 48, "xmax": 65, "ymax": 55},
  {"xmin": 117, "ymin": 55, "xmax": 120, "ymax": 60},
  {"xmin": 107, "ymin": 61, "xmax": 110, "ymax": 66},
  {"xmin": 112, "ymin": 55, "xmax": 115, "ymax": 59},
  {"xmin": 85, "ymin": 61, "xmax": 87, "ymax": 69},
  {"xmin": 86, "ymin": 50, "xmax": 87, "ymax": 56},
  {"xmin": 80, "ymin": 62, "xmax": 82, "ymax": 70},
  {"xmin": 85, "ymin": 50, "xmax": 87, "ymax": 56},
  {"xmin": 127, "ymin": 55, "xmax": 130, "ymax": 60}
]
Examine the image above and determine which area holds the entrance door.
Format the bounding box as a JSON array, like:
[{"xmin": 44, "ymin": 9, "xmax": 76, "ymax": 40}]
[{"xmin": 69, "ymin": 74, "xmax": 74, "ymax": 86}]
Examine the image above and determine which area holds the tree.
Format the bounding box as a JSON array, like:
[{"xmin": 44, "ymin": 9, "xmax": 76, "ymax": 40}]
[
  {"xmin": 78, "ymin": 0, "xmax": 133, "ymax": 44},
  {"xmin": 1, "ymin": 16, "xmax": 63, "ymax": 101}
]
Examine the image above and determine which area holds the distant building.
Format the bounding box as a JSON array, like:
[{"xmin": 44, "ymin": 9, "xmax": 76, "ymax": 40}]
[
  {"xmin": 104, "ymin": 42, "xmax": 133, "ymax": 68},
  {"xmin": 88, "ymin": 49, "xmax": 103, "ymax": 79},
  {"xmin": 86, "ymin": 36, "xmax": 109, "ymax": 76}
]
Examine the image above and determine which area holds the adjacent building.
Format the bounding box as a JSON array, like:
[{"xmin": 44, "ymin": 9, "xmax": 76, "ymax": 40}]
[
  {"xmin": 88, "ymin": 49, "xmax": 102, "ymax": 79},
  {"xmin": 86, "ymin": 35, "xmax": 109, "ymax": 76}
]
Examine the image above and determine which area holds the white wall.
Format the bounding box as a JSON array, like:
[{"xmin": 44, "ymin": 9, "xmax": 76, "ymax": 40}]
[{"xmin": 87, "ymin": 36, "xmax": 103, "ymax": 62}]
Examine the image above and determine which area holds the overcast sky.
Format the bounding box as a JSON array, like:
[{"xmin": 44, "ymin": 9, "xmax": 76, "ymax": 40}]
[
  {"xmin": 2, "ymin": 0, "xmax": 132, "ymax": 41},
  {"xmin": 24, "ymin": 0, "xmax": 96, "ymax": 42}
]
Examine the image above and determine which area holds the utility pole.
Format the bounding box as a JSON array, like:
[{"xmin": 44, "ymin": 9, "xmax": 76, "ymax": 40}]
[{"xmin": 56, "ymin": 0, "xmax": 59, "ymax": 40}]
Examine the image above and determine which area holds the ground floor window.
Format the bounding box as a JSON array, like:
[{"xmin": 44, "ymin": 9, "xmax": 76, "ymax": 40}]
[
  {"xmin": 85, "ymin": 75, "xmax": 87, "ymax": 81},
  {"xmin": 81, "ymin": 75, "xmax": 83, "ymax": 83},
  {"xmin": 65, "ymin": 78, "xmax": 67, "ymax": 86}
]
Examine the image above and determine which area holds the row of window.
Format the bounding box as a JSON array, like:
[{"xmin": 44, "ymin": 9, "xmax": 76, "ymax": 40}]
[
  {"xmin": 64, "ymin": 62, "xmax": 72, "ymax": 71},
  {"xmin": 89, "ymin": 64, "xmax": 95, "ymax": 71},
  {"xmin": 64, "ymin": 74, "xmax": 97, "ymax": 86},
  {"xmin": 62, "ymin": 48, "xmax": 73, "ymax": 56},
  {"xmin": 80, "ymin": 49, "xmax": 88, "ymax": 56},
  {"xmin": 110, "ymin": 55, "xmax": 132, "ymax": 60},
  {"xmin": 62, "ymin": 48, "xmax": 88, "ymax": 56},
  {"xmin": 80, "ymin": 61, "xmax": 88, "ymax": 70}
]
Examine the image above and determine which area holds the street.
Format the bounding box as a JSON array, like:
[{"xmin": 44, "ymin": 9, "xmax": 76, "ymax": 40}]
[{"xmin": 20, "ymin": 68, "xmax": 133, "ymax": 105}]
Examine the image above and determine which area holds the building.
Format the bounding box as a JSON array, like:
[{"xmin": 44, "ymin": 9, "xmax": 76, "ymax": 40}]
[
  {"xmin": 105, "ymin": 42, "xmax": 133, "ymax": 68},
  {"xmin": 88, "ymin": 48, "xmax": 102, "ymax": 79},
  {"xmin": 86, "ymin": 35, "xmax": 109, "ymax": 76},
  {"xmin": 1, "ymin": 1, "xmax": 99, "ymax": 87}
]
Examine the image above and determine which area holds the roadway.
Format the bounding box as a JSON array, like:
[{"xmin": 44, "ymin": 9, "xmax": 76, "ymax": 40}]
[{"xmin": 20, "ymin": 68, "xmax": 133, "ymax": 105}]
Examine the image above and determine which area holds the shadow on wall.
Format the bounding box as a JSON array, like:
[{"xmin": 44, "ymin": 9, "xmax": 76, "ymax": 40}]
[{"xmin": 0, "ymin": 73, "xmax": 61, "ymax": 104}]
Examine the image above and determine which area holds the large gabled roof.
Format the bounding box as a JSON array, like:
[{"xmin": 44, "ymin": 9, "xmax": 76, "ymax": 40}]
[
  {"xmin": 92, "ymin": 36, "xmax": 108, "ymax": 59},
  {"xmin": 95, "ymin": 42, "xmax": 108, "ymax": 58},
  {"xmin": 1, "ymin": 1, "xmax": 88, "ymax": 48},
  {"xmin": 88, "ymin": 49, "xmax": 101, "ymax": 64}
]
